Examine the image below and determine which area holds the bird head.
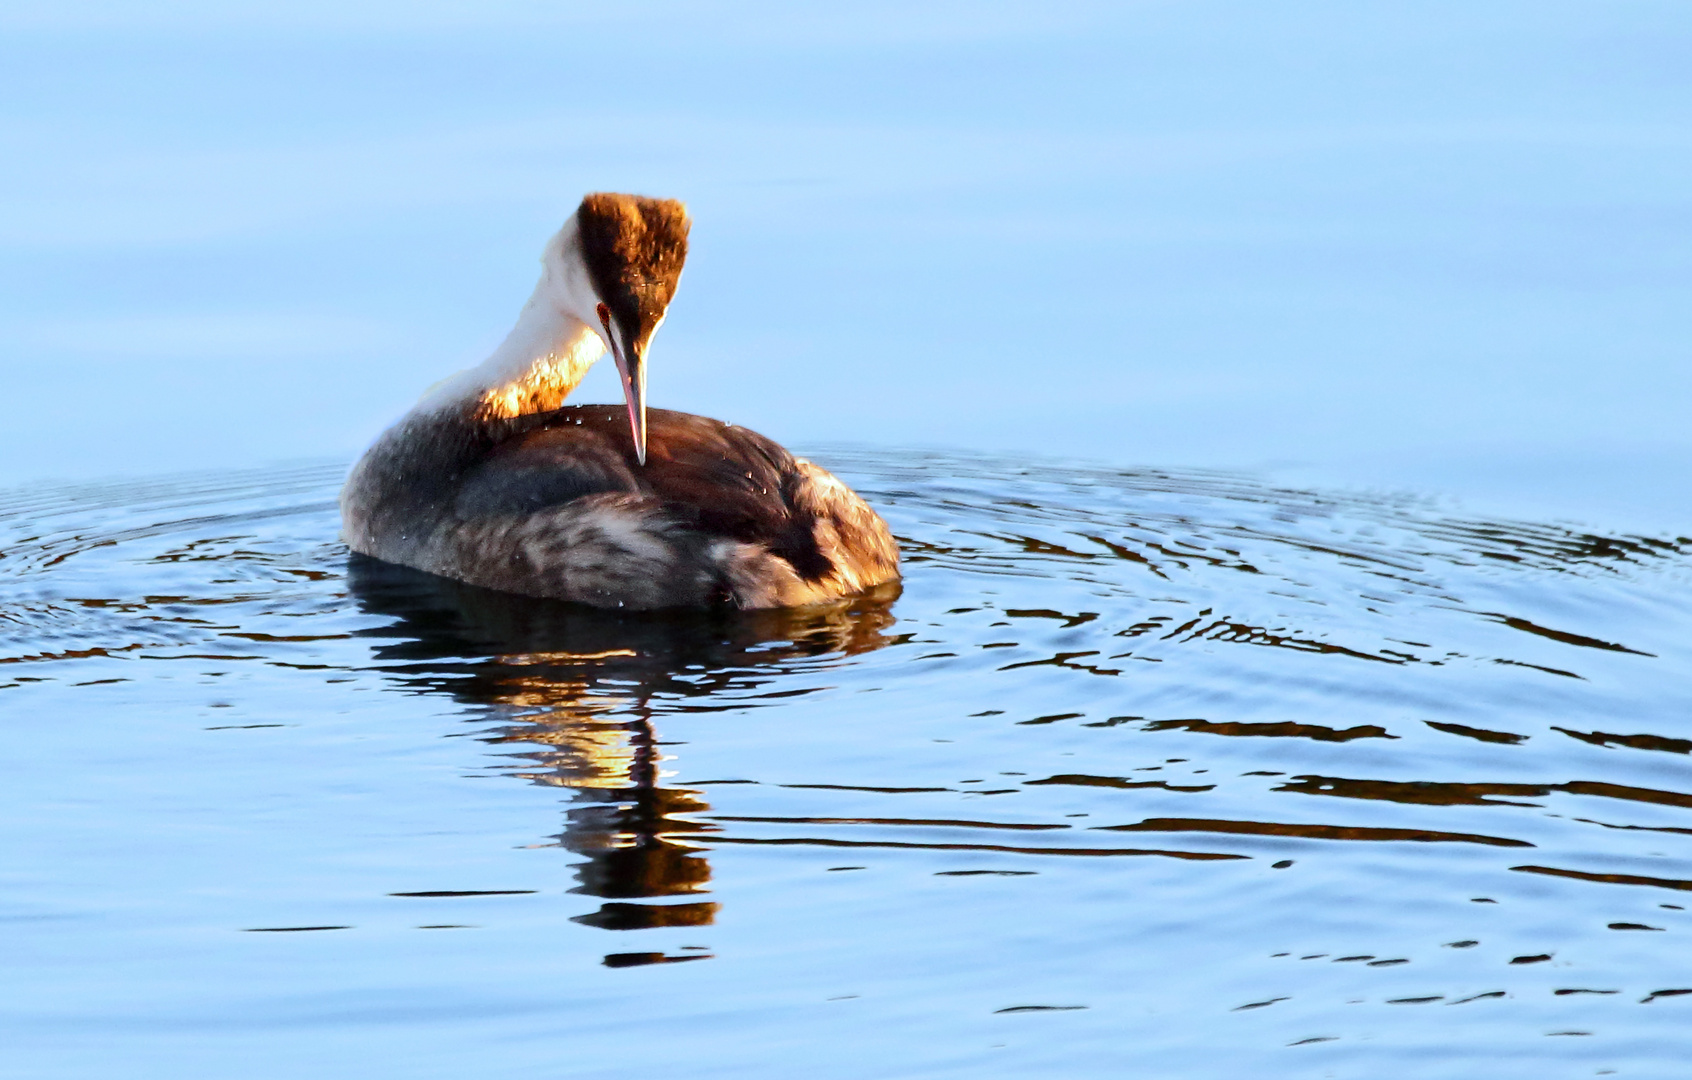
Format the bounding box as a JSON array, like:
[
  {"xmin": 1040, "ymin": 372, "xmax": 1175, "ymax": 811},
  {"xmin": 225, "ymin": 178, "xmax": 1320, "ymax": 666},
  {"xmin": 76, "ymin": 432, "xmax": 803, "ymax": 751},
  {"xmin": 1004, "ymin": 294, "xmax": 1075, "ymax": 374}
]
[{"xmin": 543, "ymin": 192, "xmax": 690, "ymax": 465}]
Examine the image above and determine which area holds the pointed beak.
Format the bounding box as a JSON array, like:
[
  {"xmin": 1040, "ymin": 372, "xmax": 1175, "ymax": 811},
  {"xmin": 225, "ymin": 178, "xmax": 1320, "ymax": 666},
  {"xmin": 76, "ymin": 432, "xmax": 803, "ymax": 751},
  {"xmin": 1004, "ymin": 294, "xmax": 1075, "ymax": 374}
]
[
  {"xmin": 598, "ymin": 306, "xmax": 649, "ymax": 466},
  {"xmin": 611, "ymin": 339, "xmax": 647, "ymax": 466}
]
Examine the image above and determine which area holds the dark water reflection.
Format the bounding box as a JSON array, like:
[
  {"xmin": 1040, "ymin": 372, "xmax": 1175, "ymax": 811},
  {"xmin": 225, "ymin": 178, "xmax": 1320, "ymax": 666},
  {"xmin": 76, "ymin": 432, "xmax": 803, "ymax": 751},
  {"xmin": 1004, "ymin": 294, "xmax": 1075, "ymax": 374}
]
[
  {"xmin": 347, "ymin": 555, "xmax": 901, "ymax": 945},
  {"xmin": 3, "ymin": 451, "xmax": 1692, "ymax": 1077}
]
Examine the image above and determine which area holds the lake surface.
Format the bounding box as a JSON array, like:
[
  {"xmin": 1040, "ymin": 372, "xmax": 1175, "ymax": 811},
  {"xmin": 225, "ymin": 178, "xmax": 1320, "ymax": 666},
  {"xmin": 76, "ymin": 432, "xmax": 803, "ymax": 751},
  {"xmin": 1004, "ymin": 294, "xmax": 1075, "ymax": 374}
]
[{"xmin": 3, "ymin": 449, "xmax": 1691, "ymax": 1078}]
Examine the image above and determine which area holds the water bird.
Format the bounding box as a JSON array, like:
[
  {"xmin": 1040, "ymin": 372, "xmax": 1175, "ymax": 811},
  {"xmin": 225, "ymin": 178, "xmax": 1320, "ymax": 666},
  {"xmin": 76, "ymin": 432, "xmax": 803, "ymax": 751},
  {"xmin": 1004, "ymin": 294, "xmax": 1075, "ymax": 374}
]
[{"xmin": 342, "ymin": 193, "xmax": 900, "ymax": 609}]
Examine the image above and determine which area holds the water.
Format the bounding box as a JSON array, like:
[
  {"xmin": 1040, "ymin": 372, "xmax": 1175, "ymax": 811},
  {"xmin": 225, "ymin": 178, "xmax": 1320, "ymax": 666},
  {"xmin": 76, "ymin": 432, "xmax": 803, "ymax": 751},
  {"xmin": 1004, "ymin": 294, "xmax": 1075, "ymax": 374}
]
[
  {"xmin": 7, "ymin": 5, "xmax": 1690, "ymax": 1073},
  {"xmin": 5, "ymin": 2, "xmax": 1692, "ymax": 507},
  {"xmin": 3, "ymin": 450, "xmax": 1691, "ymax": 1078}
]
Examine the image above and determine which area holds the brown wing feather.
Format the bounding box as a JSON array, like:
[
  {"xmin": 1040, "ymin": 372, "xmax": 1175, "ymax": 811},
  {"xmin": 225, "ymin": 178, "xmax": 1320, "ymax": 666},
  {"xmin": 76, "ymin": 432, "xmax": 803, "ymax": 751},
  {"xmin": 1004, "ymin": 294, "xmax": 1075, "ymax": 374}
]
[
  {"xmin": 455, "ymin": 406, "xmax": 834, "ymax": 580},
  {"xmin": 353, "ymin": 405, "xmax": 899, "ymax": 609}
]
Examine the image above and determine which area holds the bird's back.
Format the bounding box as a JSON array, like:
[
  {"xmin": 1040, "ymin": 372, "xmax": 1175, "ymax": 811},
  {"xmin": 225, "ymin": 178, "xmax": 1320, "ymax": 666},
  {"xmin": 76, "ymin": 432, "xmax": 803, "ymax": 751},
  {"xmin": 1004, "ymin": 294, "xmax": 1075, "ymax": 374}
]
[{"xmin": 342, "ymin": 406, "xmax": 899, "ymax": 610}]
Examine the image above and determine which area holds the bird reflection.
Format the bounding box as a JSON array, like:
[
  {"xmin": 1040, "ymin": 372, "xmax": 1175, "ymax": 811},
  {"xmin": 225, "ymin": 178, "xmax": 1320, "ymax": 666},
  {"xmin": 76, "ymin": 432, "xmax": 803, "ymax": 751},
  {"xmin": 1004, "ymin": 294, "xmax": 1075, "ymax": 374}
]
[{"xmin": 346, "ymin": 553, "xmax": 899, "ymax": 935}]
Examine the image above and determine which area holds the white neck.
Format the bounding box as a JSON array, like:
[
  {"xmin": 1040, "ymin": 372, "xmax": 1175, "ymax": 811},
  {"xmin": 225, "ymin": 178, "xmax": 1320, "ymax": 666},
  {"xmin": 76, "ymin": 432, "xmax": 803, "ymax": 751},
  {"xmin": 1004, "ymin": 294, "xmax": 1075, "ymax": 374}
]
[{"xmin": 417, "ymin": 277, "xmax": 607, "ymax": 421}]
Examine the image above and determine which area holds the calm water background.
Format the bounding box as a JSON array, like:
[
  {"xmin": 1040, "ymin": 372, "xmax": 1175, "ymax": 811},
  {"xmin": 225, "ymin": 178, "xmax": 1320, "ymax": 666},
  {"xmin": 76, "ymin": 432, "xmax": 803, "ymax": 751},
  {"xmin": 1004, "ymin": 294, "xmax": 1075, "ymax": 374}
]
[
  {"xmin": 3, "ymin": 3, "xmax": 1692, "ymax": 1077},
  {"xmin": 4, "ymin": 455, "xmax": 1692, "ymax": 1078},
  {"xmin": 2, "ymin": 1, "xmax": 1691, "ymax": 525}
]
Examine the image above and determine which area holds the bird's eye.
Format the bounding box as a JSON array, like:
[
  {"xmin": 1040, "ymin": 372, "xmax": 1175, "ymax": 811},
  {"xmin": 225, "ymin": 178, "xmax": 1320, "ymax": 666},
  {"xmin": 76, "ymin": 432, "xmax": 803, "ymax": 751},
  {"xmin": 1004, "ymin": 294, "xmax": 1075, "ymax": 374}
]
[{"xmin": 595, "ymin": 302, "xmax": 611, "ymax": 327}]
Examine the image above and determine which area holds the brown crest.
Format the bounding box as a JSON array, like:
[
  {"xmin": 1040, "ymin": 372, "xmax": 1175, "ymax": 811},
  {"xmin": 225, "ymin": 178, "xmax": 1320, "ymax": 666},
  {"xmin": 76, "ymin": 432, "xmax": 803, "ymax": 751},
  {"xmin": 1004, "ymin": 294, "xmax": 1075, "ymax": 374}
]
[{"xmin": 576, "ymin": 193, "xmax": 691, "ymax": 351}]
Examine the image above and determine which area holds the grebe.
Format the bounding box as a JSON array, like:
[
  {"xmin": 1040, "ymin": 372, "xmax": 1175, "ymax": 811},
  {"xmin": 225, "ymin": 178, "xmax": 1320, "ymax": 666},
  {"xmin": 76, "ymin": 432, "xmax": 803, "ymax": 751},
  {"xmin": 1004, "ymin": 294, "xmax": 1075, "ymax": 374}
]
[{"xmin": 341, "ymin": 193, "xmax": 900, "ymax": 610}]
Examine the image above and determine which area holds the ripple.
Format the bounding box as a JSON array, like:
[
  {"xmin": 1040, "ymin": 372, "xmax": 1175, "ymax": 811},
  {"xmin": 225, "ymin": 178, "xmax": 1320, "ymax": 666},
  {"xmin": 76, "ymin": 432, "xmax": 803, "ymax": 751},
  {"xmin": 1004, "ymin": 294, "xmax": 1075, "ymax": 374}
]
[{"xmin": 2, "ymin": 449, "xmax": 1691, "ymax": 1075}]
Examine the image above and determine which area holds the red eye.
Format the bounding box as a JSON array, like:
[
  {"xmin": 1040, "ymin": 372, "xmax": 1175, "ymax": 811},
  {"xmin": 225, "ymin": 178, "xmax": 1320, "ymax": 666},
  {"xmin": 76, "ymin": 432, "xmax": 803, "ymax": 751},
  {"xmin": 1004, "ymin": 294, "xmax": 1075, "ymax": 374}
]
[{"xmin": 595, "ymin": 303, "xmax": 610, "ymax": 326}]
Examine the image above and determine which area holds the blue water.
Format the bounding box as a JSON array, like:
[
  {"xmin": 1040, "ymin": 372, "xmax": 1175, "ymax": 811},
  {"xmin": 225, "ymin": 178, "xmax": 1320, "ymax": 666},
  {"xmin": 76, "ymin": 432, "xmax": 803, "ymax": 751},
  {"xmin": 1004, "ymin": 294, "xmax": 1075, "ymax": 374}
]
[
  {"xmin": 2, "ymin": 2, "xmax": 1690, "ymax": 527},
  {"xmin": 2, "ymin": 452, "xmax": 1691, "ymax": 1077},
  {"xmin": 4, "ymin": 4, "xmax": 1692, "ymax": 1076}
]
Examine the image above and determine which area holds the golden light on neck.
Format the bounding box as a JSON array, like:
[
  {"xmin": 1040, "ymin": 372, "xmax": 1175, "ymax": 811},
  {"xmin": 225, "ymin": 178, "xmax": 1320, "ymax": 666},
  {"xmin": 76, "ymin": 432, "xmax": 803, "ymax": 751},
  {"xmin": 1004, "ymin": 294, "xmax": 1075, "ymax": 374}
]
[{"xmin": 475, "ymin": 331, "xmax": 603, "ymax": 421}]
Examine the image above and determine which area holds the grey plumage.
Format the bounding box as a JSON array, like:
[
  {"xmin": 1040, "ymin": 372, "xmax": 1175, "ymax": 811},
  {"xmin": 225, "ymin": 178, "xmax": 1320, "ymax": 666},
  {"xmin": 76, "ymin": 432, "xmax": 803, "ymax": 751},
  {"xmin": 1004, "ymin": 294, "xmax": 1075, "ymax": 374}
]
[{"xmin": 342, "ymin": 193, "xmax": 899, "ymax": 610}]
